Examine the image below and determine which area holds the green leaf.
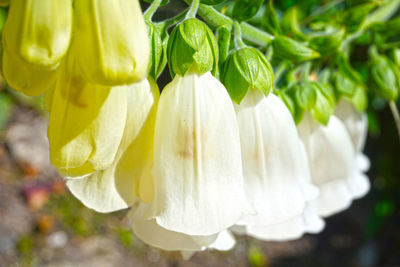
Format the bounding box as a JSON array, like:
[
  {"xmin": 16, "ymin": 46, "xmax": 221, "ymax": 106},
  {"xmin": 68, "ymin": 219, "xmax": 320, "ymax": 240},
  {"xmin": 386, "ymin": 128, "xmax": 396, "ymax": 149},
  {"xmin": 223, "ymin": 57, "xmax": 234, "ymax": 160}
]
[
  {"xmin": 272, "ymin": 36, "xmax": 320, "ymax": 62},
  {"xmin": 262, "ymin": 0, "xmax": 281, "ymax": 36},
  {"xmin": 342, "ymin": 2, "xmax": 377, "ymax": 33},
  {"xmin": 350, "ymin": 84, "xmax": 368, "ymax": 112},
  {"xmin": 281, "ymin": 6, "xmax": 307, "ymax": 41},
  {"xmin": 309, "ymin": 28, "xmax": 345, "ymax": 56},
  {"xmin": 294, "ymin": 82, "xmax": 317, "ymax": 110},
  {"xmin": 232, "ymin": 0, "xmax": 264, "ymax": 22},
  {"xmin": 310, "ymin": 83, "xmax": 335, "ymax": 125}
]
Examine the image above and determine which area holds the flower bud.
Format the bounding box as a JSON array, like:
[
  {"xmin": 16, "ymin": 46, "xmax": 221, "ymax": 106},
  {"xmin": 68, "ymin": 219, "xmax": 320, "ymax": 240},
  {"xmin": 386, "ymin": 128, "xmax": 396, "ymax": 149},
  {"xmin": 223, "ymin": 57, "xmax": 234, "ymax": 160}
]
[
  {"xmin": 293, "ymin": 81, "xmax": 335, "ymax": 125},
  {"xmin": 147, "ymin": 22, "xmax": 167, "ymax": 80},
  {"xmin": 3, "ymin": 0, "xmax": 72, "ymax": 68},
  {"xmin": 309, "ymin": 28, "xmax": 345, "ymax": 56},
  {"xmin": 369, "ymin": 47, "xmax": 400, "ymax": 101},
  {"xmin": 221, "ymin": 47, "xmax": 273, "ymax": 104},
  {"xmin": 272, "ymin": 36, "xmax": 320, "ymax": 62},
  {"xmin": 74, "ymin": 0, "xmax": 150, "ymax": 85},
  {"xmin": 167, "ymin": 18, "xmax": 218, "ymax": 77}
]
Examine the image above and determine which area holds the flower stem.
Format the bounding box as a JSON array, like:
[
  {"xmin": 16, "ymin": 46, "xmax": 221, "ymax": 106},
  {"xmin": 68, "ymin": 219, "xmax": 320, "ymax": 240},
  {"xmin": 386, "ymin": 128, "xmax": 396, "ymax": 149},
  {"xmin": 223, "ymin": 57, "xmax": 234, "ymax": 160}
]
[
  {"xmin": 156, "ymin": 10, "xmax": 188, "ymax": 33},
  {"xmin": 185, "ymin": 0, "xmax": 200, "ymax": 19},
  {"xmin": 144, "ymin": 0, "xmax": 163, "ymax": 21},
  {"xmin": 341, "ymin": 0, "xmax": 400, "ymax": 50},
  {"xmin": 182, "ymin": 0, "xmax": 273, "ymax": 47},
  {"xmin": 234, "ymin": 21, "xmax": 246, "ymax": 50},
  {"xmin": 389, "ymin": 100, "xmax": 400, "ymax": 142}
]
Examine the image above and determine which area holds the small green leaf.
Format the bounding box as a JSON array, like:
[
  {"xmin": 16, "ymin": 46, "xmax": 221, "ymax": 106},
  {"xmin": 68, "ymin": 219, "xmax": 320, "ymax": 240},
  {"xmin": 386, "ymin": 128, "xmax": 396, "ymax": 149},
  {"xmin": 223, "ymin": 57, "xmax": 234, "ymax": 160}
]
[
  {"xmin": 262, "ymin": 0, "xmax": 281, "ymax": 35},
  {"xmin": 281, "ymin": 6, "xmax": 307, "ymax": 41},
  {"xmin": 233, "ymin": 0, "xmax": 264, "ymax": 22},
  {"xmin": 272, "ymin": 36, "xmax": 320, "ymax": 62}
]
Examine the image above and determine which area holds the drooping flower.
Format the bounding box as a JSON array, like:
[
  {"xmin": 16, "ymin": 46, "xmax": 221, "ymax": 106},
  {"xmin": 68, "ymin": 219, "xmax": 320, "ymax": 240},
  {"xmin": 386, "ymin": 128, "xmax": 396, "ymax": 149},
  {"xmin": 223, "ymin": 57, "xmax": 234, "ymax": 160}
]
[
  {"xmin": 66, "ymin": 78, "xmax": 159, "ymax": 212},
  {"xmin": 335, "ymin": 99, "xmax": 370, "ymax": 198},
  {"xmin": 147, "ymin": 67, "xmax": 249, "ymax": 236},
  {"xmin": 73, "ymin": 0, "xmax": 150, "ymax": 85},
  {"xmin": 3, "ymin": 0, "xmax": 72, "ymax": 67},
  {"xmin": 47, "ymin": 56, "xmax": 127, "ymax": 178},
  {"xmin": 297, "ymin": 113, "xmax": 363, "ymax": 217},
  {"xmin": 233, "ymin": 91, "xmax": 324, "ymax": 240},
  {"xmin": 2, "ymin": 0, "xmax": 72, "ymax": 95},
  {"xmin": 130, "ymin": 202, "xmax": 235, "ymax": 253}
]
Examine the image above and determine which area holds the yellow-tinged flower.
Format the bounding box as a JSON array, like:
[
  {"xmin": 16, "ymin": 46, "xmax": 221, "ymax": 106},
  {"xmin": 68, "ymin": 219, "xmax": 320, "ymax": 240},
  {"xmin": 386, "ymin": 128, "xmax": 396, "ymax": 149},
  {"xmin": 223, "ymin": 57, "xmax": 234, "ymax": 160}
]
[
  {"xmin": 74, "ymin": 0, "xmax": 150, "ymax": 85},
  {"xmin": 65, "ymin": 78, "xmax": 159, "ymax": 213},
  {"xmin": 148, "ymin": 68, "xmax": 249, "ymax": 236},
  {"xmin": 3, "ymin": 0, "xmax": 72, "ymax": 68},
  {"xmin": 2, "ymin": 47, "xmax": 58, "ymax": 96},
  {"xmin": 48, "ymin": 57, "xmax": 127, "ymax": 177}
]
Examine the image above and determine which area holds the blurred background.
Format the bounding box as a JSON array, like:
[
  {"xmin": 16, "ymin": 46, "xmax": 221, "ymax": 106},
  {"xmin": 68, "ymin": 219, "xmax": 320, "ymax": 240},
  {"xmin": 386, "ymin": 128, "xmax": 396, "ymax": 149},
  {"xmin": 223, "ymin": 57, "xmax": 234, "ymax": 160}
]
[{"xmin": 1, "ymin": 0, "xmax": 400, "ymax": 266}]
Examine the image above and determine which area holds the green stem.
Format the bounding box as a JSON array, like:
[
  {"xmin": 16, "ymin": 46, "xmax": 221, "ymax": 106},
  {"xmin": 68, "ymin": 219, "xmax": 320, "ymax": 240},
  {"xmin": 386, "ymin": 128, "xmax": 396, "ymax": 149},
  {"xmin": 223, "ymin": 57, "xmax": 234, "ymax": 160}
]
[
  {"xmin": 341, "ymin": 0, "xmax": 400, "ymax": 50},
  {"xmin": 389, "ymin": 100, "xmax": 400, "ymax": 142},
  {"xmin": 156, "ymin": 10, "xmax": 188, "ymax": 33},
  {"xmin": 301, "ymin": 62, "xmax": 312, "ymax": 82},
  {"xmin": 302, "ymin": 0, "xmax": 344, "ymax": 25},
  {"xmin": 182, "ymin": 0, "xmax": 273, "ymax": 46},
  {"xmin": 274, "ymin": 62, "xmax": 290, "ymax": 85},
  {"xmin": 186, "ymin": 0, "xmax": 200, "ymax": 19},
  {"xmin": 234, "ymin": 21, "xmax": 246, "ymax": 49},
  {"xmin": 144, "ymin": 0, "xmax": 163, "ymax": 21}
]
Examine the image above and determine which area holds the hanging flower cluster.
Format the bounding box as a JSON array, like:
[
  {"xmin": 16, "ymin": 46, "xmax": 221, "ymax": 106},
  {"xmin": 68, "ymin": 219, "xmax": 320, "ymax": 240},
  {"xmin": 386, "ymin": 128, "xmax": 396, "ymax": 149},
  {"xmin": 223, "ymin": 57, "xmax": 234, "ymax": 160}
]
[{"xmin": 1, "ymin": 0, "xmax": 399, "ymax": 258}]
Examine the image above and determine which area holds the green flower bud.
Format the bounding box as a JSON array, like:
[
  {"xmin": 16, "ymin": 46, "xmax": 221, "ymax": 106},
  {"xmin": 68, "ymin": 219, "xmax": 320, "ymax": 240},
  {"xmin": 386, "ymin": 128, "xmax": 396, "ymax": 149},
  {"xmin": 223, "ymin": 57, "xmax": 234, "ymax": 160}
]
[
  {"xmin": 369, "ymin": 47, "xmax": 400, "ymax": 101},
  {"xmin": 221, "ymin": 47, "xmax": 274, "ymax": 104},
  {"xmin": 292, "ymin": 81, "xmax": 335, "ymax": 125},
  {"xmin": 309, "ymin": 28, "xmax": 345, "ymax": 56},
  {"xmin": 349, "ymin": 84, "xmax": 368, "ymax": 113},
  {"xmin": 333, "ymin": 52, "xmax": 363, "ymax": 97},
  {"xmin": 147, "ymin": 22, "xmax": 167, "ymax": 80},
  {"xmin": 272, "ymin": 36, "xmax": 320, "ymax": 62},
  {"xmin": 167, "ymin": 18, "xmax": 218, "ymax": 77},
  {"xmin": 310, "ymin": 82, "xmax": 335, "ymax": 125}
]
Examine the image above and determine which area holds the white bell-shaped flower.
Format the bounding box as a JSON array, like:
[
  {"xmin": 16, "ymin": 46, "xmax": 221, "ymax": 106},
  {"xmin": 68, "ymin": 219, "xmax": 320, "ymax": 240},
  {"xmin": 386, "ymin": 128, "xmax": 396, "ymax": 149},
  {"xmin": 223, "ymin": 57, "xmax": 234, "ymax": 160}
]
[
  {"xmin": 335, "ymin": 99, "xmax": 370, "ymax": 198},
  {"xmin": 148, "ymin": 68, "xmax": 249, "ymax": 236},
  {"xmin": 298, "ymin": 113, "xmax": 357, "ymax": 217},
  {"xmin": 233, "ymin": 92, "xmax": 324, "ymax": 240},
  {"xmin": 130, "ymin": 202, "xmax": 235, "ymax": 252},
  {"xmin": 66, "ymin": 78, "xmax": 159, "ymax": 213}
]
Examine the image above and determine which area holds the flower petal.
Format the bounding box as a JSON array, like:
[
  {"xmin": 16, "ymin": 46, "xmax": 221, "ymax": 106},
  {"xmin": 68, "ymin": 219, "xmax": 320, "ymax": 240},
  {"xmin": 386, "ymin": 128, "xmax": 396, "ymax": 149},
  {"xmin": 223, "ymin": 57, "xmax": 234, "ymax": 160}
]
[
  {"xmin": 131, "ymin": 203, "xmax": 218, "ymax": 251},
  {"xmin": 3, "ymin": 0, "xmax": 72, "ymax": 67},
  {"xmin": 236, "ymin": 92, "xmax": 312, "ymax": 226},
  {"xmin": 66, "ymin": 79, "xmax": 159, "ymax": 212},
  {"xmin": 2, "ymin": 47, "xmax": 57, "ymax": 96},
  {"xmin": 298, "ymin": 114, "xmax": 355, "ymax": 217},
  {"xmin": 74, "ymin": 0, "xmax": 149, "ymax": 85},
  {"xmin": 149, "ymin": 71, "xmax": 248, "ymax": 235},
  {"xmin": 48, "ymin": 58, "xmax": 127, "ymax": 177}
]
